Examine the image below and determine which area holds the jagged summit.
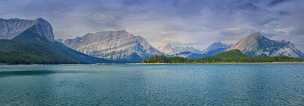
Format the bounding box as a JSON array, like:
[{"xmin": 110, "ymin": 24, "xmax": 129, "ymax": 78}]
[
  {"xmin": 64, "ymin": 30, "xmax": 162, "ymax": 62},
  {"xmin": 0, "ymin": 18, "xmax": 54, "ymax": 41}
]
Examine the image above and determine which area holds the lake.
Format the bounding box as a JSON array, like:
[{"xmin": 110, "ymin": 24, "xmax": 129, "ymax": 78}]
[{"xmin": 0, "ymin": 64, "xmax": 304, "ymax": 106}]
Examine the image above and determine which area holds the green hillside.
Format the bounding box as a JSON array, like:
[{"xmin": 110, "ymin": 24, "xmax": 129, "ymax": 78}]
[
  {"xmin": 143, "ymin": 49, "xmax": 304, "ymax": 63},
  {"xmin": 0, "ymin": 39, "xmax": 78, "ymax": 64},
  {"xmin": 0, "ymin": 29, "xmax": 111, "ymax": 64}
]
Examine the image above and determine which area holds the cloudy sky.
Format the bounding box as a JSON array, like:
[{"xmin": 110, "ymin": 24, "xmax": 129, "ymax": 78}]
[{"xmin": 0, "ymin": 0, "xmax": 303, "ymax": 50}]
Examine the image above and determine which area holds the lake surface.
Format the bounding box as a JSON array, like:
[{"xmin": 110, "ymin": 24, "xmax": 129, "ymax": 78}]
[{"xmin": 0, "ymin": 64, "xmax": 304, "ymax": 106}]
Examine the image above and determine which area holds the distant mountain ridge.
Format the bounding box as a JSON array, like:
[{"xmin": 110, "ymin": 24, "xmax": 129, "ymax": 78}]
[
  {"xmin": 64, "ymin": 30, "xmax": 162, "ymax": 62},
  {"xmin": 0, "ymin": 18, "xmax": 110, "ymax": 64},
  {"xmin": 158, "ymin": 42, "xmax": 205, "ymax": 58},
  {"xmin": 228, "ymin": 32, "xmax": 304, "ymax": 57},
  {"xmin": 205, "ymin": 42, "xmax": 230, "ymax": 56}
]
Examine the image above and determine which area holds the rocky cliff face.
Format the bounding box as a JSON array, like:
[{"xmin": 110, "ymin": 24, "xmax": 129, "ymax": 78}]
[
  {"xmin": 0, "ymin": 18, "xmax": 54, "ymax": 41},
  {"xmin": 229, "ymin": 32, "xmax": 304, "ymax": 57},
  {"xmin": 64, "ymin": 30, "xmax": 162, "ymax": 62}
]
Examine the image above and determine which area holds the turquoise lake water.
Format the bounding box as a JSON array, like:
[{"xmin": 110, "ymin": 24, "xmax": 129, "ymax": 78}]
[{"xmin": 0, "ymin": 64, "xmax": 303, "ymax": 106}]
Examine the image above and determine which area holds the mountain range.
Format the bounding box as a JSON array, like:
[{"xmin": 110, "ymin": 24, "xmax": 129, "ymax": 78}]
[
  {"xmin": 0, "ymin": 18, "xmax": 111, "ymax": 64},
  {"xmin": 157, "ymin": 32, "xmax": 304, "ymax": 58},
  {"xmin": 0, "ymin": 17, "xmax": 303, "ymax": 64}
]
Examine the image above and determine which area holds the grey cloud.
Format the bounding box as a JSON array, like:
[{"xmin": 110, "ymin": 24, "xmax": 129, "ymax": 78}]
[{"xmin": 0, "ymin": 0, "xmax": 303, "ymax": 50}]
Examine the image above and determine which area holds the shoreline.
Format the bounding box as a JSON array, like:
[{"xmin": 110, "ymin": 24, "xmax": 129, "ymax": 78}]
[
  {"xmin": 133, "ymin": 62, "xmax": 304, "ymax": 65},
  {"xmin": 0, "ymin": 62, "xmax": 304, "ymax": 65}
]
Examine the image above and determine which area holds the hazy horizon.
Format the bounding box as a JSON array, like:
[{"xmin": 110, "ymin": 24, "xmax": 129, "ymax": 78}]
[{"xmin": 1, "ymin": 0, "xmax": 303, "ymax": 50}]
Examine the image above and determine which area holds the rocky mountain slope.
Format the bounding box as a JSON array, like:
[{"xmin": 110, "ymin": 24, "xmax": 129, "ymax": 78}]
[
  {"xmin": 0, "ymin": 18, "xmax": 110, "ymax": 64},
  {"xmin": 228, "ymin": 32, "xmax": 304, "ymax": 57},
  {"xmin": 64, "ymin": 30, "xmax": 161, "ymax": 62}
]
